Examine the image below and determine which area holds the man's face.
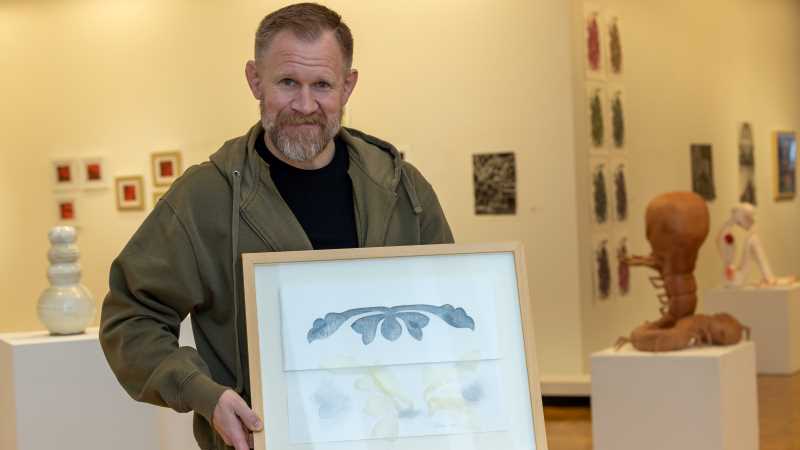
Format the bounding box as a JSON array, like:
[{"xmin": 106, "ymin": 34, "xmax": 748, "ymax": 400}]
[{"xmin": 245, "ymin": 30, "xmax": 357, "ymax": 162}]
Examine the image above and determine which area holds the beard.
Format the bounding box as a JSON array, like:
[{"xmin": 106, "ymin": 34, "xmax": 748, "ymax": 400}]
[{"xmin": 262, "ymin": 103, "xmax": 341, "ymax": 162}]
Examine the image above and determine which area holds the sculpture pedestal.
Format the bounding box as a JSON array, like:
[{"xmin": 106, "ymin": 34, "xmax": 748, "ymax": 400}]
[
  {"xmin": 704, "ymin": 284, "xmax": 800, "ymax": 374},
  {"xmin": 591, "ymin": 342, "xmax": 758, "ymax": 450},
  {"xmin": 0, "ymin": 327, "xmax": 200, "ymax": 450},
  {"xmin": 0, "ymin": 328, "xmax": 159, "ymax": 450}
]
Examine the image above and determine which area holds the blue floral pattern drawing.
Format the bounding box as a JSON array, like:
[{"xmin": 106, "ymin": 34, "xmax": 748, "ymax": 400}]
[{"xmin": 307, "ymin": 304, "xmax": 476, "ymax": 345}]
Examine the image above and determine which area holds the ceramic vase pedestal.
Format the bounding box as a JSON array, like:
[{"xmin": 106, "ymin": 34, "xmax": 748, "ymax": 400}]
[{"xmin": 37, "ymin": 226, "xmax": 95, "ymax": 335}]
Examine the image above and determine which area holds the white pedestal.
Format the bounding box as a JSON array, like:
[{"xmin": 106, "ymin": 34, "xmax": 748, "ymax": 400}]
[
  {"xmin": 591, "ymin": 342, "xmax": 758, "ymax": 450},
  {"xmin": 0, "ymin": 328, "xmax": 159, "ymax": 450},
  {"xmin": 704, "ymin": 285, "xmax": 800, "ymax": 374},
  {"xmin": 0, "ymin": 325, "xmax": 200, "ymax": 450}
]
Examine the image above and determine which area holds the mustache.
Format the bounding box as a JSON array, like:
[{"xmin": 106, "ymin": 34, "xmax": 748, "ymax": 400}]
[{"xmin": 277, "ymin": 111, "xmax": 326, "ymax": 127}]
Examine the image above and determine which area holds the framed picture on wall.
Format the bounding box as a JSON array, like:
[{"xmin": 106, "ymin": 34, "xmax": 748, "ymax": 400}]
[
  {"xmin": 690, "ymin": 144, "xmax": 716, "ymax": 201},
  {"xmin": 115, "ymin": 176, "xmax": 145, "ymax": 211},
  {"xmin": 51, "ymin": 158, "xmax": 79, "ymax": 191},
  {"xmin": 472, "ymin": 152, "xmax": 517, "ymax": 215},
  {"xmin": 151, "ymin": 151, "xmax": 182, "ymax": 187},
  {"xmin": 80, "ymin": 157, "xmax": 108, "ymax": 189},
  {"xmin": 54, "ymin": 197, "xmax": 79, "ymax": 226},
  {"xmin": 773, "ymin": 131, "xmax": 797, "ymax": 201},
  {"xmin": 583, "ymin": 5, "xmax": 605, "ymax": 80},
  {"xmin": 242, "ymin": 243, "xmax": 549, "ymax": 450}
]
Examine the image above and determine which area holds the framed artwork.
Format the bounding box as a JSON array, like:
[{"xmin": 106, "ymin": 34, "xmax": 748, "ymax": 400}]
[
  {"xmin": 592, "ymin": 236, "xmax": 612, "ymax": 301},
  {"xmin": 583, "ymin": 5, "xmax": 605, "ymax": 80},
  {"xmin": 605, "ymin": 13, "xmax": 623, "ymax": 77},
  {"xmin": 615, "ymin": 236, "xmax": 630, "ymax": 297},
  {"xmin": 115, "ymin": 176, "xmax": 145, "ymax": 211},
  {"xmin": 151, "ymin": 151, "xmax": 182, "ymax": 187},
  {"xmin": 51, "ymin": 158, "xmax": 79, "ymax": 191},
  {"xmin": 54, "ymin": 197, "xmax": 79, "ymax": 226},
  {"xmin": 243, "ymin": 243, "xmax": 548, "ymax": 450},
  {"xmin": 608, "ymin": 87, "xmax": 625, "ymax": 149},
  {"xmin": 586, "ymin": 85, "xmax": 607, "ymax": 151},
  {"xmin": 739, "ymin": 123, "xmax": 756, "ymax": 205},
  {"xmin": 80, "ymin": 157, "xmax": 108, "ymax": 189},
  {"xmin": 612, "ymin": 160, "xmax": 628, "ymax": 222},
  {"xmin": 473, "ymin": 152, "xmax": 517, "ymax": 215},
  {"xmin": 690, "ymin": 144, "xmax": 716, "ymax": 201},
  {"xmin": 590, "ymin": 159, "xmax": 611, "ymax": 226},
  {"xmin": 773, "ymin": 131, "xmax": 796, "ymax": 201}
]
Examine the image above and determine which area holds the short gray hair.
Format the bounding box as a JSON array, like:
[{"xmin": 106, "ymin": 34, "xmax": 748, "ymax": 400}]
[{"xmin": 255, "ymin": 3, "xmax": 354, "ymax": 69}]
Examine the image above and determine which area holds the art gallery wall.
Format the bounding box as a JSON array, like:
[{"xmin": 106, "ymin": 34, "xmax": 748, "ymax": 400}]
[
  {"xmin": 573, "ymin": 0, "xmax": 800, "ymax": 369},
  {"xmin": 0, "ymin": 1, "xmax": 585, "ymax": 377}
]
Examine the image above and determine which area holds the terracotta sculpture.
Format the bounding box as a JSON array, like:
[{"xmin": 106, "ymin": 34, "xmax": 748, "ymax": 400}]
[
  {"xmin": 716, "ymin": 203, "xmax": 796, "ymax": 287},
  {"xmin": 616, "ymin": 192, "xmax": 749, "ymax": 351}
]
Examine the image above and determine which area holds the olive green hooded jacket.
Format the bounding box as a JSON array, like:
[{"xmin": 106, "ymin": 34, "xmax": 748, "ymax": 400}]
[{"xmin": 99, "ymin": 123, "xmax": 454, "ymax": 449}]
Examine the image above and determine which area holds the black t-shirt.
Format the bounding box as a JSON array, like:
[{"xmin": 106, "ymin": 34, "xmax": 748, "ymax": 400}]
[{"xmin": 255, "ymin": 133, "xmax": 358, "ymax": 250}]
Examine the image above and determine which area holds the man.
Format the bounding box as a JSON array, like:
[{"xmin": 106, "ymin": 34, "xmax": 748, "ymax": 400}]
[{"xmin": 99, "ymin": 3, "xmax": 453, "ymax": 450}]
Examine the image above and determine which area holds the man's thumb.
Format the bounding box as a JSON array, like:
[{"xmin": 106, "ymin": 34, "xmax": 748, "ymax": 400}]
[{"xmin": 235, "ymin": 403, "xmax": 263, "ymax": 431}]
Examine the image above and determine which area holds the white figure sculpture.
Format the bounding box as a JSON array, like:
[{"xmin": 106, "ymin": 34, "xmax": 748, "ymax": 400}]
[
  {"xmin": 716, "ymin": 203, "xmax": 794, "ymax": 287},
  {"xmin": 37, "ymin": 226, "xmax": 95, "ymax": 334}
]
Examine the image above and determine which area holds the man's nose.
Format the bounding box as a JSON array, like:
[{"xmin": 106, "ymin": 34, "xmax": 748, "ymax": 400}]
[{"xmin": 292, "ymin": 86, "xmax": 318, "ymax": 115}]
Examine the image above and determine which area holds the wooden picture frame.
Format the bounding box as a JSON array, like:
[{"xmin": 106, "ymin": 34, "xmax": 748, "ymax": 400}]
[
  {"xmin": 773, "ymin": 131, "xmax": 797, "ymax": 201},
  {"xmin": 150, "ymin": 151, "xmax": 182, "ymax": 187},
  {"xmin": 243, "ymin": 243, "xmax": 548, "ymax": 450},
  {"xmin": 114, "ymin": 176, "xmax": 145, "ymax": 211}
]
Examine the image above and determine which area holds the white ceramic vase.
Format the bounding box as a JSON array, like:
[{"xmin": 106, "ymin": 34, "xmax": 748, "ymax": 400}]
[{"xmin": 37, "ymin": 226, "xmax": 95, "ymax": 335}]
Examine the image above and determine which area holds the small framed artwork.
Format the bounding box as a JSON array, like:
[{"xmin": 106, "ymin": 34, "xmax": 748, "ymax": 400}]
[
  {"xmin": 690, "ymin": 144, "xmax": 716, "ymax": 201},
  {"xmin": 243, "ymin": 243, "xmax": 549, "ymax": 450},
  {"xmin": 586, "ymin": 84, "xmax": 607, "ymax": 152},
  {"xmin": 773, "ymin": 131, "xmax": 797, "ymax": 201},
  {"xmin": 615, "ymin": 236, "xmax": 630, "ymax": 297},
  {"xmin": 583, "ymin": 4, "xmax": 605, "ymax": 80},
  {"xmin": 51, "ymin": 159, "xmax": 79, "ymax": 191},
  {"xmin": 612, "ymin": 159, "xmax": 628, "ymax": 222},
  {"xmin": 739, "ymin": 123, "xmax": 757, "ymax": 205},
  {"xmin": 151, "ymin": 151, "xmax": 182, "ymax": 187},
  {"xmin": 608, "ymin": 87, "xmax": 625, "ymax": 149},
  {"xmin": 54, "ymin": 197, "xmax": 79, "ymax": 225},
  {"xmin": 115, "ymin": 176, "xmax": 145, "ymax": 211},
  {"xmin": 473, "ymin": 152, "xmax": 517, "ymax": 215},
  {"xmin": 605, "ymin": 13, "xmax": 623, "ymax": 77},
  {"xmin": 80, "ymin": 157, "xmax": 108, "ymax": 189},
  {"xmin": 592, "ymin": 236, "xmax": 612, "ymax": 301},
  {"xmin": 590, "ymin": 159, "xmax": 611, "ymax": 226}
]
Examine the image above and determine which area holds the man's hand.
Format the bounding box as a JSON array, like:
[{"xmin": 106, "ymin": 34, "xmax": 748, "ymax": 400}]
[{"xmin": 212, "ymin": 389, "xmax": 263, "ymax": 450}]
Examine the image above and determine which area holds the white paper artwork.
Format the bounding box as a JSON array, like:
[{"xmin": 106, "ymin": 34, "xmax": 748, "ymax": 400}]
[
  {"xmin": 280, "ymin": 282, "xmax": 500, "ymax": 371},
  {"xmin": 286, "ymin": 361, "xmax": 507, "ymax": 443},
  {"xmin": 279, "ymin": 276, "xmax": 505, "ymax": 444}
]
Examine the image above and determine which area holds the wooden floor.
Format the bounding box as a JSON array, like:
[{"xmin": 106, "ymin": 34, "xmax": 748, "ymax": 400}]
[{"xmin": 543, "ymin": 373, "xmax": 800, "ymax": 450}]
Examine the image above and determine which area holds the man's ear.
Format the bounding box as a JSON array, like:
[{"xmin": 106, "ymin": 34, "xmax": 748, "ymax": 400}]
[
  {"xmin": 342, "ymin": 69, "xmax": 359, "ymax": 105},
  {"xmin": 245, "ymin": 60, "xmax": 262, "ymax": 100}
]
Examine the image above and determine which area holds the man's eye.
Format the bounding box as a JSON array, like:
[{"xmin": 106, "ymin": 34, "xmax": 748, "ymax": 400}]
[
  {"xmin": 279, "ymin": 79, "xmax": 297, "ymax": 87},
  {"xmin": 314, "ymin": 81, "xmax": 332, "ymax": 89}
]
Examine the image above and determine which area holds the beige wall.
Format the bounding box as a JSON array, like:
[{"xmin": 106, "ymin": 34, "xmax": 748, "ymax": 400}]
[
  {"xmin": 0, "ymin": 1, "xmax": 583, "ymax": 376},
  {"xmin": 574, "ymin": 0, "xmax": 800, "ymax": 368}
]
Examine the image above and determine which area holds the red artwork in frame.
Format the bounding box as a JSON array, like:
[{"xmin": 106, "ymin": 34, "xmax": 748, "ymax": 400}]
[
  {"xmin": 151, "ymin": 151, "xmax": 182, "ymax": 187},
  {"xmin": 115, "ymin": 176, "xmax": 145, "ymax": 211},
  {"xmin": 59, "ymin": 201, "xmax": 75, "ymax": 220}
]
